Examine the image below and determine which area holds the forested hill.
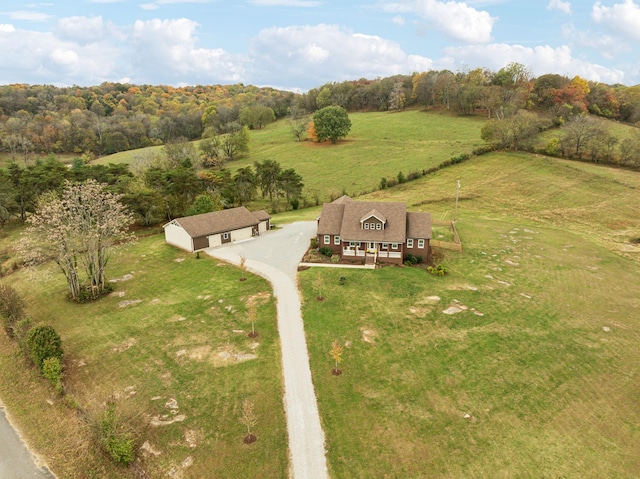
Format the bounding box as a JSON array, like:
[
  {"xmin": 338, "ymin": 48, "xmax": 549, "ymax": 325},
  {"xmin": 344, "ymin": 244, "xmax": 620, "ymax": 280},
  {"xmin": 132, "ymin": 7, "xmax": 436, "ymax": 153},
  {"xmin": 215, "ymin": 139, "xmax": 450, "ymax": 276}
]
[{"xmin": 2, "ymin": 64, "xmax": 640, "ymax": 160}]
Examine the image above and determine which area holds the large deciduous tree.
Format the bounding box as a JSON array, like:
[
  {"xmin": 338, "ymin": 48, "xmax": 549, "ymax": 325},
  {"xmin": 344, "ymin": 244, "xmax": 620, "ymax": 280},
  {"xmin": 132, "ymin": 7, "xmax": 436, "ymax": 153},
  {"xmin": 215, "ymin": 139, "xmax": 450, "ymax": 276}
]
[
  {"xmin": 312, "ymin": 106, "xmax": 352, "ymax": 144},
  {"xmin": 19, "ymin": 180, "xmax": 133, "ymax": 301}
]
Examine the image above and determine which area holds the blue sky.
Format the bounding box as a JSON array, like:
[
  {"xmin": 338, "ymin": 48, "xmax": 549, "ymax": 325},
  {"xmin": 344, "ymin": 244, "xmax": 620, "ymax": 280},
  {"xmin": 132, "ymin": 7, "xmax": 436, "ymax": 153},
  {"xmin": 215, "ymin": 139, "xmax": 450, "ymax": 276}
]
[{"xmin": 0, "ymin": 0, "xmax": 638, "ymax": 91}]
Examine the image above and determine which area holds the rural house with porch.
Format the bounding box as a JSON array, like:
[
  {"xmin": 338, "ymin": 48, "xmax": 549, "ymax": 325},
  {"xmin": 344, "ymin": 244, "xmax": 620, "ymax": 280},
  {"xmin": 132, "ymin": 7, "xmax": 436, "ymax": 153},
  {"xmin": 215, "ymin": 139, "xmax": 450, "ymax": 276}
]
[
  {"xmin": 316, "ymin": 196, "xmax": 432, "ymax": 265},
  {"xmin": 164, "ymin": 207, "xmax": 270, "ymax": 253}
]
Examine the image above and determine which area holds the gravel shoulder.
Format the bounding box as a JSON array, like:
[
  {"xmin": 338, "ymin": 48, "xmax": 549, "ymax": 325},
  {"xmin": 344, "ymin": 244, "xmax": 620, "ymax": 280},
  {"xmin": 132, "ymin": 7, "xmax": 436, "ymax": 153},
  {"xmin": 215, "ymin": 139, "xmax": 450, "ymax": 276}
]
[{"xmin": 206, "ymin": 221, "xmax": 328, "ymax": 479}]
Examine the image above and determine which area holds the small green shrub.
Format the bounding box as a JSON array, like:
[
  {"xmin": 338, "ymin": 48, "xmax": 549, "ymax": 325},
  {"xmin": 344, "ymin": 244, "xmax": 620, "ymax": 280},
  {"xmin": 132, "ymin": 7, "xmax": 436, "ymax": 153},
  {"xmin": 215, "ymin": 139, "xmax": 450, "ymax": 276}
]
[
  {"xmin": 42, "ymin": 357, "xmax": 64, "ymax": 394},
  {"xmin": 98, "ymin": 403, "xmax": 135, "ymax": 466},
  {"xmin": 330, "ymin": 254, "xmax": 340, "ymax": 264},
  {"xmin": 427, "ymin": 264, "xmax": 448, "ymax": 276},
  {"xmin": 339, "ymin": 275, "xmax": 346, "ymax": 285},
  {"xmin": 26, "ymin": 325, "xmax": 63, "ymax": 372},
  {"xmin": 310, "ymin": 237, "xmax": 318, "ymax": 249},
  {"xmin": 0, "ymin": 284, "xmax": 26, "ymax": 337},
  {"xmin": 319, "ymin": 247, "xmax": 333, "ymax": 257},
  {"xmin": 379, "ymin": 177, "xmax": 387, "ymax": 189}
]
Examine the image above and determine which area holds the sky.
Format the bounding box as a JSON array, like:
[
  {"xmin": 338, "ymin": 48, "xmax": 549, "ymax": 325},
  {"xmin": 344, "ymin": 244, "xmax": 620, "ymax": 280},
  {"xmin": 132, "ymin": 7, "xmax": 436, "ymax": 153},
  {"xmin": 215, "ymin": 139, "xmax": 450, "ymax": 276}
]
[{"xmin": 0, "ymin": 0, "xmax": 639, "ymax": 92}]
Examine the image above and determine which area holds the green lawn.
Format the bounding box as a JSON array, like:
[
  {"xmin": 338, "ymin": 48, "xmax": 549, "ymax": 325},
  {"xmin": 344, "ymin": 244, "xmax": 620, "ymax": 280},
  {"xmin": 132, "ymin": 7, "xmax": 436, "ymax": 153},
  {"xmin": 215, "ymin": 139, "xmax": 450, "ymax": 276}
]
[
  {"xmin": 300, "ymin": 152, "xmax": 640, "ymax": 478},
  {"xmin": 3, "ymin": 110, "xmax": 640, "ymax": 478},
  {"xmin": 0, "ymin": 236, "xmax": 287, "ymax": 478},
  {"xmin": 93, "ymin": 109, "xmax": 485, "ymax": 204}
]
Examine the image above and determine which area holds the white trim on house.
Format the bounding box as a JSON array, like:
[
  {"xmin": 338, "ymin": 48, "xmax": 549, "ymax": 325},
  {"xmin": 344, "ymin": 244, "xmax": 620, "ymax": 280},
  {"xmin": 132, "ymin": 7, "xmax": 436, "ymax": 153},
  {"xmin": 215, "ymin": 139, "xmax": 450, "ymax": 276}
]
[
  {"xmin": 418, "ymin": 239, "xmax": 425, "ymax": 249},
  {"xmin": 324, "ymin": 235, "xmax": 330, "ymax": 245},
  {"xmin": 407, "ymin": 238, "xmax": 414, "ymax": 248}
]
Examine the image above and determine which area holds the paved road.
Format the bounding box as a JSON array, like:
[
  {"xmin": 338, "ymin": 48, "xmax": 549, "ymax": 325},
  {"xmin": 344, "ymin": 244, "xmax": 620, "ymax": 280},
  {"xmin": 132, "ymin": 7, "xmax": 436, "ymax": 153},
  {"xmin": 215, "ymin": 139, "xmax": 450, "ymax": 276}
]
[
  {"xmin": 0, "ymin": 401, "xmax": 55, "ymax": 479},
  {"xmin": 206, "ymin": 221, "xmax": 329, "ymax": 479}
]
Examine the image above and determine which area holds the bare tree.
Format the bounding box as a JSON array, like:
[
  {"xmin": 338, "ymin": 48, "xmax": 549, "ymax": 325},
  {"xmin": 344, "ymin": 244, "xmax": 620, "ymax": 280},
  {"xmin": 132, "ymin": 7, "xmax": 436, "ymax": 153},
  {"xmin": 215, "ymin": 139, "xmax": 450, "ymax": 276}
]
[
  {"xmin": 330, "ymin": 340, "xmax": 343, "ymax": 376},
  {"xmin": 240, "ymin": 398, "xmax": 258, "ymax": 444},
  {"xmin": 19, "ymin": 180, "xmax": 133, "ymax": 301}
]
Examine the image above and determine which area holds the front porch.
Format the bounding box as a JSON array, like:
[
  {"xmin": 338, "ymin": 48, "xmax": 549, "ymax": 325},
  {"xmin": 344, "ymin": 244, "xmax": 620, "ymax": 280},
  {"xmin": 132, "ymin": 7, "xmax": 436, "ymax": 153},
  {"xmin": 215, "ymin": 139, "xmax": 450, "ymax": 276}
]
[{"xmin": 342, "ymin": 243, "xmax": 403, "ymax": 264}]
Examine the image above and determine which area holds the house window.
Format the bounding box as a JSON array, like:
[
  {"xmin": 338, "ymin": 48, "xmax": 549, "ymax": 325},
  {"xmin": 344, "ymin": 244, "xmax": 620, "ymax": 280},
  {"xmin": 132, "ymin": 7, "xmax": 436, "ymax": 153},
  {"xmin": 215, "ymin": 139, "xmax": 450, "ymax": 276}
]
[
  {"xmin": 349, "ymin": 242, "xmax": 356, "ymax": 247},
  {"xmin": 418, "ymin": 239, "xmax": 425, "ymax": 249},
  {"xmin": 334, "ymin": 235, "xmax": 340, "ymax": 245},
  {"xmin": 391, "ymin": 243, "xmax": 399, "ymax": 250},
  {"xmin": 376, "ymin": 223, "xmax": 382, "ymax": 230},
  {"xmin": 223, "ymin": 232, "xmax": 229, "ymax": 240},
  {"xmin": 407, "ymin": 239, "xmax": 414, "ymax": 248},
  {"xmin": 382, "ymin": 243, "xmax": 388, "ymax": 249},
  {"xmin": 324, "ymin": 235, "xmax": 330, "ymax": 245},
  {"xmin": 364, "ymin": 223, "xmax": 369, "ymax": 230}
]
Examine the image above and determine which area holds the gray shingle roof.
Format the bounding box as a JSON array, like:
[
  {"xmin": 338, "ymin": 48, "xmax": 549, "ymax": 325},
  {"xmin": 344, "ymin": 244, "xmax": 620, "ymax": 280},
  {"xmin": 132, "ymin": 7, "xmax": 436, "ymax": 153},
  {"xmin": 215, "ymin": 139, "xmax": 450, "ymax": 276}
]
[
  {"xmin": 317, "ymin": 196, "xmax": 432, "ymax": 242},
  {"xmin": 172, "ymin": 207, "xmax": 267, "ymax": 238},
  {"xmin": 406, "ymin": 212, "xmax": 432, "ymax": 239}
]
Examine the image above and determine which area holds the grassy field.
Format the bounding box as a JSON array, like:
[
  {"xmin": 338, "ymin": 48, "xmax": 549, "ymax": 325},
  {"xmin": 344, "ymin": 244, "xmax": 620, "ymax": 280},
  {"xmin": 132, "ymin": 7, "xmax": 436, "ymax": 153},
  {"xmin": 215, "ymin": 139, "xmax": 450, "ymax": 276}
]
[
  {"xmin": 0, "ymin": 236, "xmax": 287, "ymax": 478},
  {"xmin": 299, "ymin": 153, "xmax": 640, "ymax": 477},
  {"xmin": 3, "ymin": 109, "xmax": 640, "ymax": 478},
  {"xmin": 93, "ymin": 109, "xmax": 485, "ymax": 203}
]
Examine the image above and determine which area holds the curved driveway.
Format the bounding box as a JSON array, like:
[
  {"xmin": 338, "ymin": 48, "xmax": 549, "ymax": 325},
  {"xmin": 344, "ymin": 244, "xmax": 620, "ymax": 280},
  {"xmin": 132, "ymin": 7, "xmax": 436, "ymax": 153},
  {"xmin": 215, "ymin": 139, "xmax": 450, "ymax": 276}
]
[{"xmin": 205, "ymin": 221, "xmax": 328, "ymax": 479}]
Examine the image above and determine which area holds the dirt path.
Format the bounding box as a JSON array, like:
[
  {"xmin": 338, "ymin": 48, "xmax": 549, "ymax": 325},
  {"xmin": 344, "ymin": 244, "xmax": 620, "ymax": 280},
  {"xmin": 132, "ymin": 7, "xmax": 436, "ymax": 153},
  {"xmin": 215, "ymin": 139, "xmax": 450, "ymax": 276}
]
[{"xmin": 206, "ymin": 222, "xmax": 328, "ymax": 479}]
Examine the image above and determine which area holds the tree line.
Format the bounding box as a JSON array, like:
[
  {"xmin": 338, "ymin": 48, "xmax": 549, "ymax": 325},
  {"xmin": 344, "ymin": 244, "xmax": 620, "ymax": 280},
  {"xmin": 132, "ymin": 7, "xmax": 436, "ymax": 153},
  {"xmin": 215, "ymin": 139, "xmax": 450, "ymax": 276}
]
[
  {"xmin": 0, "ymin": 153, "xmax": 304, "ymax": 230},
  {"xmin": 2, "ymin": 66, "xmax": 640, "ymax": 161}
]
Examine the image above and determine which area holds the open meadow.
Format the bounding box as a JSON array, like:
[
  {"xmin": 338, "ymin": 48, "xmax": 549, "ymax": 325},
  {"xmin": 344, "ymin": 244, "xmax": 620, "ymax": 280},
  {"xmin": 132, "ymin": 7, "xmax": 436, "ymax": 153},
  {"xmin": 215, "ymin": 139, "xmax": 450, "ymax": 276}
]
[
  {"xmin": 1, "ymin": 108, "xmax": 640, "ymax": 478},
  {"xmin": 300, "ymin": 152, "xmax": 640, "ymax": 478},
  {"xmin": 0, "ymin": 236, "xmax": 287, "ymax": 478},
  {"xmin": 93, "ymin": 109, "xmax": 485, "ymax": 204}
]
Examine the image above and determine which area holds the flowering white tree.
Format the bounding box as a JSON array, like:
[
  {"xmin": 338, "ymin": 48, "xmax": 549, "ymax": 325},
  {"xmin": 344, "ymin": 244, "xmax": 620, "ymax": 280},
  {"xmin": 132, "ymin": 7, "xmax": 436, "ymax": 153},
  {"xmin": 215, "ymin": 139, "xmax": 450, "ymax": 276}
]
[{"xmin": 19, "ymin": 180, "xmax": 133, "ymax": 301}]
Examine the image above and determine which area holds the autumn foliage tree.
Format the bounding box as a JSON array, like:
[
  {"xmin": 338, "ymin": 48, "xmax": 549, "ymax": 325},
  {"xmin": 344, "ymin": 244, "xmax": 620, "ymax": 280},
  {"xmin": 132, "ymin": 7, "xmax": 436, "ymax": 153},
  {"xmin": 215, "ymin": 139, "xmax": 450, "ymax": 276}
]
[{"xmin": 19, "ymin": 180, "xmax": 133, "ymax": 301}]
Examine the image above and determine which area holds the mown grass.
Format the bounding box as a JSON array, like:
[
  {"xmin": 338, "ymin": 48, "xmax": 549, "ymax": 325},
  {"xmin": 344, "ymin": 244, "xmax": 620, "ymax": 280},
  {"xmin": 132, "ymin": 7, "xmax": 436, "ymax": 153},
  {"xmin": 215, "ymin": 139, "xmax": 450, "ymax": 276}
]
[
  {"xmin": 94, "ymin": 109, "xmax": 485, "ymax": 204},
  {"xmin": 300, "ymin": 152, "xmax": 640, "ymax": 477},
  {"xmin": 0, "ymin": 236, "xmax": 287, "ymax": 478}
]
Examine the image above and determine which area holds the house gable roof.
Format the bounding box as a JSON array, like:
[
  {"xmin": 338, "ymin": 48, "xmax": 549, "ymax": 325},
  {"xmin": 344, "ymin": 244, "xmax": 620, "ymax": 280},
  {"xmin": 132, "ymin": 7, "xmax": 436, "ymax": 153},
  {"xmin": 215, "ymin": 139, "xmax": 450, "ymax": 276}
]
[
  {"xmin": 406, "ymin": 212, "xmax": 432, "ymax": 239},
  {"xmin": 317, "ymin": 196, "xmax": 432, "ymax": 243},
  {"xmin": 360, "ymin": 208, "xmax": 387, "ymax": 225},
  {"xmin": 252, "ymin": 210, "xmax": 271, "ymax": 222},
  {"xmin": 168, "ymin": 207, "xmax": 267, "ymax": 238}
]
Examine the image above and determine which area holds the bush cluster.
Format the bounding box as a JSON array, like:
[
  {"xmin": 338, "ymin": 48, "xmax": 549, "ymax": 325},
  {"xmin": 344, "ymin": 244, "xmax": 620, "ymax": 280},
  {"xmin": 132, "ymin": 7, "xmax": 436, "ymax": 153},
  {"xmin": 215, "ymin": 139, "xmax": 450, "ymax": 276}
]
[
  {"xmin": 427, "ymin": 264, "xmax": 448, "ymax": 276},
  {"xmin": 319, "ymin": 247, "xmax": 333, "ymax": 257},
  {"xmin": 97, "ymin": 403, "xmax": 135, "ymax": 466}
]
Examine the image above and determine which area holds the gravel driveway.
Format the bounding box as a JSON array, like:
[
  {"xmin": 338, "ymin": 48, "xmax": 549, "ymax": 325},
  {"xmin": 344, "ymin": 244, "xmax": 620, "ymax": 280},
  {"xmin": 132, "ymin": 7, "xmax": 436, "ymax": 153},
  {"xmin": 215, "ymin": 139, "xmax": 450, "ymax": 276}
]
[{"xmin": 205, "ymin": 221, "xmax": 328, "ymax": 479}]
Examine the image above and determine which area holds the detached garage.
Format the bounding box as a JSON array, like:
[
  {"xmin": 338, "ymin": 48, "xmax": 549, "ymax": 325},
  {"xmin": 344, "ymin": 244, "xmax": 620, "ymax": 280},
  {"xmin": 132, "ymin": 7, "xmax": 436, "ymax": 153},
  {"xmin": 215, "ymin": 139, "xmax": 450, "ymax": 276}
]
[{"xmin": 163, "ymin": 207, "xmax": 271, "ymax": 253}]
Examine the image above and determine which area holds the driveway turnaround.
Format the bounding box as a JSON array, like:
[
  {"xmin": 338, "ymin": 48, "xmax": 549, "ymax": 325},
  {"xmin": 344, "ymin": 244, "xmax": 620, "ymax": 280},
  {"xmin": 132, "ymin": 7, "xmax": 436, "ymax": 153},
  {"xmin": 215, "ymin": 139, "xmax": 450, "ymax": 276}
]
[
  {"xmin": 206, "ymin": 221, "xmax": 328, "ymax": 479},
  {"xmin": 0, "ymin": 401, "xmax": 56, "ymax": 479}
]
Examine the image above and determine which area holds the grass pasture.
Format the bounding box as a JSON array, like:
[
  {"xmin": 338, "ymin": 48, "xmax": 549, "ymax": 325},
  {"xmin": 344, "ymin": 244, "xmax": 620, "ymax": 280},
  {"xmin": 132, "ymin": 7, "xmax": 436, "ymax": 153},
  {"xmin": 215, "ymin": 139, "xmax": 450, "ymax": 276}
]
[
  {"xmin": 300, "ymin": 152, "xmax": 640, "ymax": 477},
  {"xmin": 93, "ymin": 109, "xmax": 485, "ymax": 203},
  {"xmin": 0, "ymin": 236, "xmax": 287, "ymax": 478}
]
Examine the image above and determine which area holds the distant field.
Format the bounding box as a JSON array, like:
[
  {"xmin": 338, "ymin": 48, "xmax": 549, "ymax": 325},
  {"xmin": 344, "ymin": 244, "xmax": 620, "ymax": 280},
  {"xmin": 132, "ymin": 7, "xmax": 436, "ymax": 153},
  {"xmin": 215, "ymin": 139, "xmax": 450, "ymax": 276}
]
[
  {"xmin": 94, "ymin": 109, "xmax": 485, "ymax": 203},
  {"xmin": 300, "ymin": 152, "xmax": 640, "ymax": 477}
]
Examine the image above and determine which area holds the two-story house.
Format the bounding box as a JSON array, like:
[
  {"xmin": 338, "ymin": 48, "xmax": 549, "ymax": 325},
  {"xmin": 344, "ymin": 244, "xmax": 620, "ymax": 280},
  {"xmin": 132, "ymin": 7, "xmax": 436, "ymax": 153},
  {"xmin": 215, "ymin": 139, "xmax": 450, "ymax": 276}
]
[{"xmin": 316, "ymin": 196, "xmax": 432, "ymax": 265}]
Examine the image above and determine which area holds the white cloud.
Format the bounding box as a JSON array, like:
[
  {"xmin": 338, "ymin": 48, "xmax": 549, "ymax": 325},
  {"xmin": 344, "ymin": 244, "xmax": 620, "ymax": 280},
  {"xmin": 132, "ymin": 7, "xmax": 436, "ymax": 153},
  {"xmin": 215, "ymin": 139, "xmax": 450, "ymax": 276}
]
[
  {"xmin": 0, "ymin": 26, "xmax": 121, "ymax": 85},
  {"xmin": 248, "ymin": 0, "xmax": 323, "ymax": 5},
  {"xmin": 392, "ymin": 15, "xmax": 405, "ymax": 26},
  {"xmin": 441, "ymin": 42, "xmax": 626, "ymax": 84},
  {"xmin": 547, "ymin": 0, "xmax": 571, "ymax": 14},
  {"xmin": 5, "ymin": 10, "xmax": 52, "ymax": 22},
  {"xmin": 592, "ymin": 0, "xmax": 640, "ymax": 41},
  {"xmin": 248, "ymin": 24, "xmax": 432, "ymax": 88},
  {"xmin": 0, "ymin": 24, "xmax": 16, "ymax": 32},
  {"xmin": 50, "ymin": 48, "xmax": 79, "ymax": 66},
  {"xmin": 55, "ymin": 16, "xmax": 122, "ymax": 44},
  {"xmin": 382, "ymin": 0, "xmax": 496, "ymax": 43},
  {"xmin": 561, "ymin": 23, "xmax": 626, "ymax": 59},
  {"xmin": 129, "ymin": 18, "xmax": 246, "ymax": 82}
]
